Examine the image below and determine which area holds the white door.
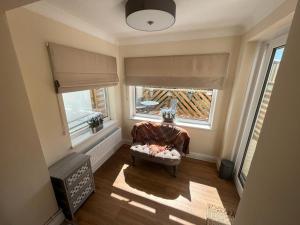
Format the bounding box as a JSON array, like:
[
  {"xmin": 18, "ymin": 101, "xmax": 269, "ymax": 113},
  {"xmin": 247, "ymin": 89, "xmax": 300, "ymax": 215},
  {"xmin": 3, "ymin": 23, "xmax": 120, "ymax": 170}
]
[{"xmin": 234, "ymin": 35, "xmax": 287, "ymax": 195}]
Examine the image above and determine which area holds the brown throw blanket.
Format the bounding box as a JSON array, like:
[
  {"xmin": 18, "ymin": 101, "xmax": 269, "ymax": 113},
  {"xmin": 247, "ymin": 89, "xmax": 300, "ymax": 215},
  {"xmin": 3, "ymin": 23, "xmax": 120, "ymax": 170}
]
[{"xmin": 131, "ymin": 122, "xmax": 190, "ymax": 155}]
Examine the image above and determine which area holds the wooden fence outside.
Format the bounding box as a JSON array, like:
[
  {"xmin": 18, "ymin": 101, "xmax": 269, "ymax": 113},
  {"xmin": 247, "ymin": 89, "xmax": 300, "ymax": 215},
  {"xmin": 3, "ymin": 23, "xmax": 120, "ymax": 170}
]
[
  {"xmin": 90, "ymin": 88, "xmax": 108, "ymax": 117},
  {"xmin": 140, "ymin": 88, "xmax": 212, "ymax": 121}
]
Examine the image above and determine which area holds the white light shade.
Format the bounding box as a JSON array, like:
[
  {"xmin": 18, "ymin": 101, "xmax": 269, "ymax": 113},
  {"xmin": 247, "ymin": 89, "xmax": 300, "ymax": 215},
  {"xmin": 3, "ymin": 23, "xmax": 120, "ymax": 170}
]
[{"xmin": 126, "ymin": 9, "xmax": 175, "ymax": 31}]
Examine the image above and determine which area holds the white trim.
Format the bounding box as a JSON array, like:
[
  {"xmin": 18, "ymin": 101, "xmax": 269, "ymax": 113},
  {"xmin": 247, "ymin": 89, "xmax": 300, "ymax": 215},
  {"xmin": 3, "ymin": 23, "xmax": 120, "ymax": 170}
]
[
  {"xmin": 231, "ymin": 43, "xmax": 267, "ymax": 161},
  {"xmin": 24, "ymin": 2, "xmax": 243, "ymax": 45},
  {"xmin": 25, "ymin": 1, "xmax": 118, "ymax": 44},
  {"xmin": 122, "ymin": 138, "xmax": 132, "ymax": 145},
  {"xmin": 124, "ymin": 139, "xmax": 218, "ymax": 164},
  {"xmin": 208, "ymin": 90, "xmax": 218, "ymax": 128},
  {"xmin": 174, "ymin": 120, "xmax": 212, "ymax": 130},
  {"xmin": 234, "ymin": 175, "xmax": 244, "ymax": 197},
  {"xmin": 233, "ymin": 44, "xmax": 269, "ymax": 193},
  {"xmin": 119, "ymin": 26, "xmax": 244, "ymax": 46},
  {"xmin": 216, "ymin": 158, "xmax": 222, "ymax": 171},
  {"xmin": 57, "ymin": 87, "xmax": 111, "ymax": 143},
  {"xmin": 104, "ymin": 88, "xmax": 111, "ymax": 121},
  {"xmin": 130, "ymin": 115, "xmax": 212, "ymax": 130},
  {"xmin": 233, "ymin": 34, "xmax": 287, "ymax": 196},
  {"xmin": 72, "ymin": 120, "xmax": 118, "ymax": 151},
  {"xmin": 186, "ymin": 152, "xmax": 218, "ymax": 163},
  {"xmin": 23, "ymin": 0, "xmax": 295, "ymax": 46},
  {"xmin": 57, "ymin": 94, "xmax": 69, "ymax": 136},
  {"xmin": 129, "ymin": 86, "xmax": 217, "ymax": 130},
  {"xmin": 44, "ymin": 209, "xmax": 65, "ymax": 225}
]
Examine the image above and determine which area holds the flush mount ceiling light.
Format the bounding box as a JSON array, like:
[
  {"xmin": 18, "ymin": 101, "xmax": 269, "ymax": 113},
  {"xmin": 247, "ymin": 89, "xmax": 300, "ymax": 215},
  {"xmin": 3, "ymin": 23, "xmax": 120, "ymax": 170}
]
[{"xmin": 126, "ymin": 0, "xmax": 176, "ymax": 32}]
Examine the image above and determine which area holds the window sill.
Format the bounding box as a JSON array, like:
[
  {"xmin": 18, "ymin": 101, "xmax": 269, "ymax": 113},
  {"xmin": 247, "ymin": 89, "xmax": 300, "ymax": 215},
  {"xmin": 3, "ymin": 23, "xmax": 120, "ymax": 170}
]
[
  {"xmin": 130, "ymin": 116, "xmax": 212, "ymax": 130},
  {"xmin": 71, "ymin": 120, "xmax": 118, "ymax": 151}
]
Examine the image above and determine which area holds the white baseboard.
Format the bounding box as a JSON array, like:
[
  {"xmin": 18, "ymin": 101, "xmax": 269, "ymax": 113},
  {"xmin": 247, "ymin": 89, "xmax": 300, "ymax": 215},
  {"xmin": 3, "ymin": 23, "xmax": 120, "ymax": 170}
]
[
  {"xmin": 124, "ymin": 141, "xmax": 218, "ymax": 162},
  {"xmin": 187, "ymin": 152, "xmax": 218, "ymax": 163},
  {"xmin": 123, "ymin": 141, "xmax": 219, "ymax": 167},
  {"xmin": 45, "ymin": 209, "xmax": 65, "ymax": 225},
  {"xmin": 234, "ymin": 174, "xmax": 243, "ymax": 197},
  {"xmin": 122, "ymin": 138, "xmax": 132, "ymax": 145},
  {"xmin": 216, "ymin": 158, "xmax": 222, "ymax": 171}
]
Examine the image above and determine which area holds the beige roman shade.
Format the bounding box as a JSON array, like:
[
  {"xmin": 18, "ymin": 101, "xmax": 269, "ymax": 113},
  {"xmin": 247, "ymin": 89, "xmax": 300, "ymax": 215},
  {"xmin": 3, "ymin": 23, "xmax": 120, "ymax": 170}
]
[
  {"xmin": 47, "ymin": 42, "xmax": 119, "ymax": 93},
  {"xmin": 124, "ymin": 53, "xmax": 229, "ymax": 89}
]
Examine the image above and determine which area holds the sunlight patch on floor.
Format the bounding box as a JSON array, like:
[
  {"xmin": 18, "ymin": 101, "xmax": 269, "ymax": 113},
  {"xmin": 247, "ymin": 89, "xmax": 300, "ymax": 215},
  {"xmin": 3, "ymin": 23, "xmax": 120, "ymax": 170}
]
[
  {"xmin": 110, "ymin": 192, "xmax": 129, "ymax": 201},
  {"xmin": 111, "ymin": 164, "xmax": 225, "ymax": 220},
  {"xmin": 189, "ymin": 181, "xmax": 224, "ymax": 208},
  {"xmin": 111, "ymin": 192, "xmax": 156, "ymax": 213},
  {"xmin": 169, "ymin": 214, "xmax": 196, "ymax": 225},
  {"xmin": 129, "ymin": 201, "xmax": 156, "ymax": 213}
]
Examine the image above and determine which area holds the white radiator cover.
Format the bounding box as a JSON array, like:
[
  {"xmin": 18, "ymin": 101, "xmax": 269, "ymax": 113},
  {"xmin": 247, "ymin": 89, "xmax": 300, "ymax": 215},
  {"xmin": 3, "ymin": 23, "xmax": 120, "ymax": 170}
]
[{"xmin": 86, "ymin": 128, "xmax": 122, "ymax": 173}]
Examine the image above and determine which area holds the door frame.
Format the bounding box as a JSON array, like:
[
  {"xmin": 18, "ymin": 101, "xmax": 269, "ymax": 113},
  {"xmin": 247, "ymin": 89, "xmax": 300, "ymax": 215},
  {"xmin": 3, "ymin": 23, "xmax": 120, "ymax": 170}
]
[{"xmin": 233, "ymin": 34, "xmax": 287, "ymax": 196}]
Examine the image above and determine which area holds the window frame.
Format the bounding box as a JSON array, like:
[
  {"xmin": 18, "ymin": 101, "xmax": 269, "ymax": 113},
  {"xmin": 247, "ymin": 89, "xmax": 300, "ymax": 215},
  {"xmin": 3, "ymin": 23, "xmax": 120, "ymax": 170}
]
[
  {"xmin": 129, "ymin": 86, "xmax": 218, "ymax": 129},
  {"xmin": 58, "ymin": 87, "xmax": 111, "ymax": 140}
]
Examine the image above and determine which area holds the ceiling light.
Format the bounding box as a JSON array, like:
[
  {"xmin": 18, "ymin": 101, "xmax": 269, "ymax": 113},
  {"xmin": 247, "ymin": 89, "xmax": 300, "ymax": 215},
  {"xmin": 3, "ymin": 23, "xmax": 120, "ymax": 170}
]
[{"xmin": 126, "ymin": 0, "xmax": 176, "ymax": 32}]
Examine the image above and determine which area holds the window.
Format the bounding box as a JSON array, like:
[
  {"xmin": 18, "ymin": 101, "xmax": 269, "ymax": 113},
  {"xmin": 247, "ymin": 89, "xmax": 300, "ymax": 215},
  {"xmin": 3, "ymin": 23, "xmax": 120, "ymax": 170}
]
[
  {"xmin": 131, "ymin": 86, "xmax": 217, "ymax": 126},
  {"xmin": 62, "ymin": 88, "xmax": 110, "ymax": 136}
]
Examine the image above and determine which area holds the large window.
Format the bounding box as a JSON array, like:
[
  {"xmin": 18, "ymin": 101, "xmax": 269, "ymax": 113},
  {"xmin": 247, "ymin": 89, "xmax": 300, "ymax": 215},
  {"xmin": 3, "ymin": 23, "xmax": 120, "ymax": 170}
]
[
  {"xmin": 132, "ymin": 86, "xmax": 217, "ymax": 126},
  {"xmin": 62, "ymin": 88, "xmax": 110, "ymax": 135}
]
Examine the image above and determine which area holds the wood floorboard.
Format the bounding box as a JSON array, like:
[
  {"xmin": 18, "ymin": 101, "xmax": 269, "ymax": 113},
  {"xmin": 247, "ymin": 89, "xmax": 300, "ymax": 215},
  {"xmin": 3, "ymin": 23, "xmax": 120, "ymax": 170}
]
[{"xmin": 73, "ymin": 145, "xmax": 239, "ymax": 225}]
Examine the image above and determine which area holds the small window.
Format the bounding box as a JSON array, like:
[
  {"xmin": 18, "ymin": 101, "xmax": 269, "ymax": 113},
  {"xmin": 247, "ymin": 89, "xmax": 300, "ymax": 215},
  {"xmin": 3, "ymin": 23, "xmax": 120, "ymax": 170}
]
[
  {"xmin": 62, "ymin": 88, "xmax": 110, "ymax": 135},
  {"xmin": 132, "ymin": 86, "xmax": 217, "ymax": 126}
]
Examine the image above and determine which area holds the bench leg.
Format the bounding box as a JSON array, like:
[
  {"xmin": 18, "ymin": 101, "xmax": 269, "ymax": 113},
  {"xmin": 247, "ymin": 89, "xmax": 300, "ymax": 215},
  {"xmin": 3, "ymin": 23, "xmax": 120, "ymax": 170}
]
[
  {"xmin": 131, "ymin": 155, "xmax": 135, "ymax": 166},
  {"xmin": 172, "ymin": 166, "xmax": 177, "ymax": 177}
]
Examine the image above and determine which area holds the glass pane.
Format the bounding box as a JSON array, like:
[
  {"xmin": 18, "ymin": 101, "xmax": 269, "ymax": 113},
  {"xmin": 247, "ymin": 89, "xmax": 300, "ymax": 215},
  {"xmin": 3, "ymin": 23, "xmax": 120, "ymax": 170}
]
[
  {"xmin": 90, "ymin": 88, "xmax": 109, "ymax": 118},
  {"xmin": 134, "ymin": 86, "xmax": 213, "ymax": 122},
  {"xmin": 62, "ymin": 88, "xmax": 109, "ymax": 134},
  {"xmin": 239, "ymin": 46, "xmax": 284, "ymax": 183}
]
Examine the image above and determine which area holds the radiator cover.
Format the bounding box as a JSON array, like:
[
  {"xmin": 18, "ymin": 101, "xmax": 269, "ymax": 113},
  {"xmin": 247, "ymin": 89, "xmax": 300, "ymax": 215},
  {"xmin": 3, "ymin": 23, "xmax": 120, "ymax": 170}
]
[{"xmin": 85, "ymin": 128, "xmax": 122, "ymax": 173}]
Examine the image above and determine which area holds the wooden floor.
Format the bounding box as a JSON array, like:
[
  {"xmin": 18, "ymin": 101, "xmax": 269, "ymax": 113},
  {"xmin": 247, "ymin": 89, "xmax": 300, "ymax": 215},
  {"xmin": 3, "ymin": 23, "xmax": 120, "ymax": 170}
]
[{"xmin": 74, "ymin": 145, "xmax": 239, "ymax": 225}]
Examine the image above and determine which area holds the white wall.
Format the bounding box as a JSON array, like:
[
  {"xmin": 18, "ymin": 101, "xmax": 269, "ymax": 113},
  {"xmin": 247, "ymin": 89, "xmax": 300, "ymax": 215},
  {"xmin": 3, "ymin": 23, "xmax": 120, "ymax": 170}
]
[
  {"xmin": 0, "ymin": 0, "xmax": 37, "ymax": 11},
  {"xmin": 119, "ymin": 1, "xmax": 297, "ymax": 161},
  {"xmin": 234, "ymin": 2, "xmax": 300, "ymax": 224},
  {"xmin": 5, "ymin": 0, "xmax": 297, "ymax": 169},
  {"xmin": 221, "ymin": 0, "xmax": 298, "ymax": 160},
  {"xmin": 6, "ymin": 8, "xmax": 122, "ymax": 166},
  {"xmin": 7, "ymin": 7, "xmax": 243, "ymax": 162},
  {"xmin": 0, "ymin": 12, "xmax": 58, "ymax": 225},
  {"xmin": 1, "ymin": 0, "xmax": 298, "ymax": 224},
  {"xmin": 119, "ymin": 36, "xmax": 241, "ymax": 159}
]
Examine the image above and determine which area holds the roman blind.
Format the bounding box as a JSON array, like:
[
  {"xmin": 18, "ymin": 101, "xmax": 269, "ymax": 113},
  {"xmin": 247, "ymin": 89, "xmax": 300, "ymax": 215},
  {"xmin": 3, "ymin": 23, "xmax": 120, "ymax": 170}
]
[
  {"xmin": 47, "ymin": 42, "xmax": 119, "ymax": 93},
  {"xmin": 124, "ymin": 53, "xmax": 229, "ymax": 89}
]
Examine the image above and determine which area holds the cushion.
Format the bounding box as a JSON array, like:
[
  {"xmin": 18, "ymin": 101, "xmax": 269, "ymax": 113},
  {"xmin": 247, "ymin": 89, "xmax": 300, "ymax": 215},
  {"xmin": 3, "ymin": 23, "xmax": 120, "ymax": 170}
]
[{"xmin": 130, "ymin": 144, "xmax": 181, "ymax": 160}]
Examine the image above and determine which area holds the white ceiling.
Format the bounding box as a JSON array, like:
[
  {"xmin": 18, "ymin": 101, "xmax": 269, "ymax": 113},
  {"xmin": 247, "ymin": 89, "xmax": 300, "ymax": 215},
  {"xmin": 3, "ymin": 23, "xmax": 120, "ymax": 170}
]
[{"xmin": 25, "ymin": 0, "xmax": 286, "ymax": 44}]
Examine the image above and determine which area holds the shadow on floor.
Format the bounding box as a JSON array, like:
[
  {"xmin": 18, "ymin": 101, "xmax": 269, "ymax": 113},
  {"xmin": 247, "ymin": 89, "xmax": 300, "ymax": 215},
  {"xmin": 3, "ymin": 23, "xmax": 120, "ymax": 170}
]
[
  {"xmin": 74, "ymin": 145, "xmax": 239, "ymax": 225},
  {"xmin": 111, "ymin": 186, "xmax": 206, "ymax": 225},
  {"xmin": 123, "ymin": 160, "xmax": 191, "ymax": 200}
]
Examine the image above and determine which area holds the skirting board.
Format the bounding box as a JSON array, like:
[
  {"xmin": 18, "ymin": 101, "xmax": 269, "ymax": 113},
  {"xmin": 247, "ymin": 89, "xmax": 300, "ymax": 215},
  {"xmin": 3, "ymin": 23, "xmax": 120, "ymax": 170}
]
[
  {"xmin": 187, "ymin": 152, "xmax": 218, "ymax": 163},
  {"xmin": 45, "ymin": 135, "xmax": 124, "ymax": 225},
  {"xmin": 123, "ymin": 139, "xmax": 218, "ymax": 165},
  {"xmin": 44, "ymin": 209, "xmax": 65, "ymax": 225},
  {"xmin": 122, "ymin": 139, "xmax": 132, "ymax": 145},
  {"xmin": 216, "ymin": 158, "xmax": 222, "ymax": 170}
]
